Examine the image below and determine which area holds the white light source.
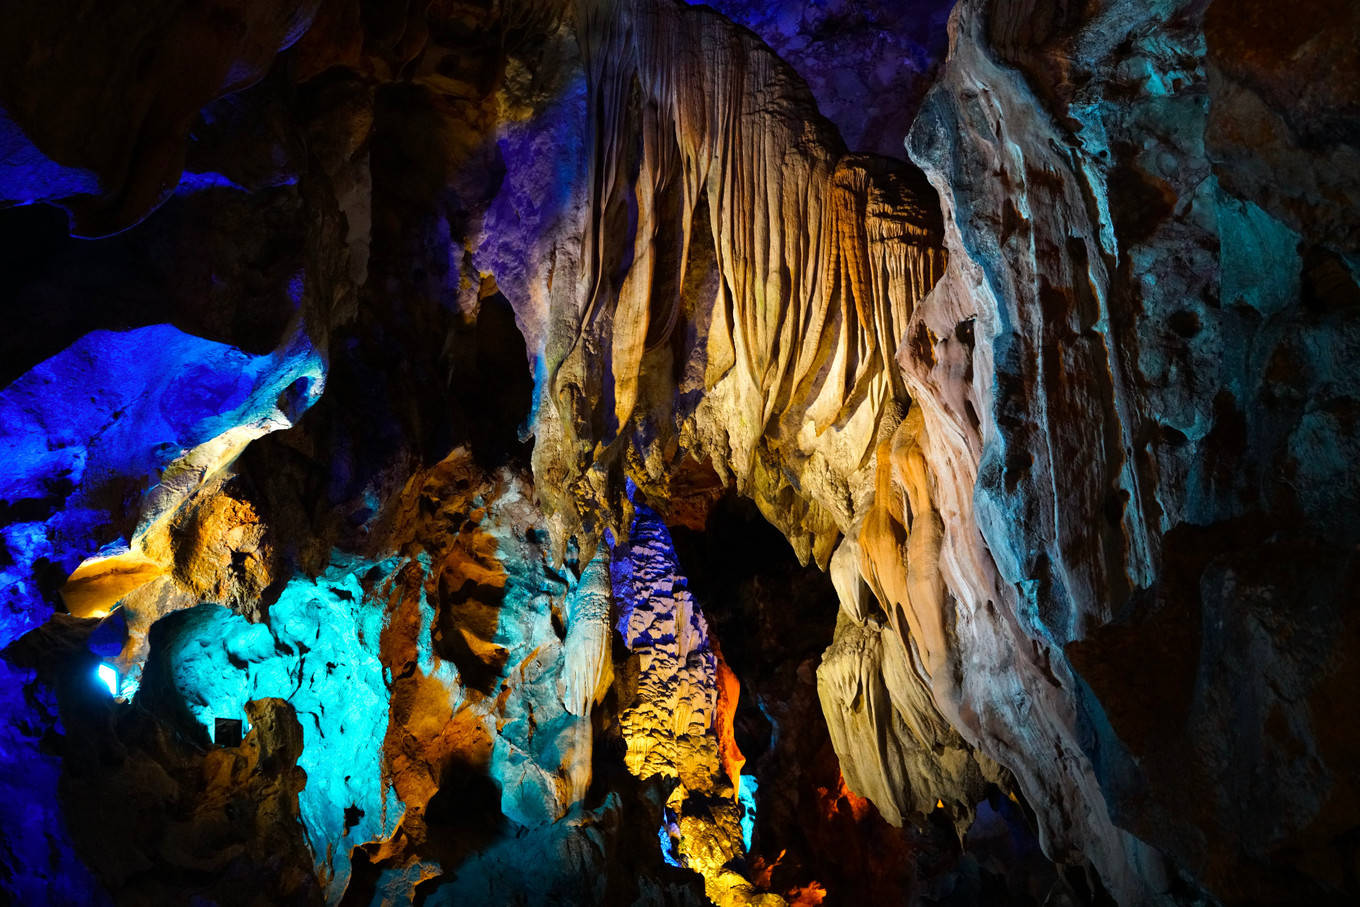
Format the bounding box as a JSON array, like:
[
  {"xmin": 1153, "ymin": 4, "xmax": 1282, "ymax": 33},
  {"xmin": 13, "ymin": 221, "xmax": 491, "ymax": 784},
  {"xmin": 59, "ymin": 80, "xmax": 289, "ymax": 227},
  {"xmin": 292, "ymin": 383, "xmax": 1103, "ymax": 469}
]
[{"xmin": 96, "ymin": 663, "xmax": 118, "ymax": 697}]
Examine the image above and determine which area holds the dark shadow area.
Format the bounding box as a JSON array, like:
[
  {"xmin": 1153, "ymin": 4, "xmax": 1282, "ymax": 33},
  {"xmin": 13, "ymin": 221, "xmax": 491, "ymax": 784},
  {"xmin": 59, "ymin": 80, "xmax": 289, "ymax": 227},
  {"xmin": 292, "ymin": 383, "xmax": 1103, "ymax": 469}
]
[
  {"xmin": 667, "ymin": 494, "xmax": 1093, "ymax": 905},
  {"xmin": 4, "ymin": 612, "xmax": 321, "ymax": 906},
  {"xmin": 459, "ymin": 289, "xmax": 536, "ymax": 470},
  {"xmin": 410, "ymin": 752, "xmax": 510, "ymax": 889},
  {"xmin": 0, "ymin": 180, "xmax": 303, "ymax": 388}
]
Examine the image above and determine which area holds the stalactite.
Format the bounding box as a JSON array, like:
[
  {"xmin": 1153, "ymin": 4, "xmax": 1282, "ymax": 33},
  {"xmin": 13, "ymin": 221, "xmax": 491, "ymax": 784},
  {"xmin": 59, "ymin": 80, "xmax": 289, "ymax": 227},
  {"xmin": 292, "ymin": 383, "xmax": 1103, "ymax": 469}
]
[
  {"xmin": 536, "ymin": 0, "xmax": 946, "ymax": 567},
  {"xmin": 531, "ymin": 0, "xmax": 998, "ymax": 848}
]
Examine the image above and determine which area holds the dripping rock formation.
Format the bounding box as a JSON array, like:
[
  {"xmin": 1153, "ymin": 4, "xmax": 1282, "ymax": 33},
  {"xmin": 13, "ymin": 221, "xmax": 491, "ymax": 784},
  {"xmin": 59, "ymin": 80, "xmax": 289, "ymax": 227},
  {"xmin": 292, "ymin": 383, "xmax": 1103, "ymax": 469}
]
[{"xmin": 1, "ymin": 0, "xmax": 1358, "ymax": 905}]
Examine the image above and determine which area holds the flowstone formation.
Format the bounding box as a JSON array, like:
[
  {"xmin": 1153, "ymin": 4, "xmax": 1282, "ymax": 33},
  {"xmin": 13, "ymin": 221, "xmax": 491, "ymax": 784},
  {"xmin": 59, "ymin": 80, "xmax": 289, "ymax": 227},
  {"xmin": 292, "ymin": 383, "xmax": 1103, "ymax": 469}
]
[
  {"xmin": 2, "ymin": 0, "xmax": 1359, "ymax": 904},
  {"xmin": 531, "ymin": 0, "xmax": 1003, "ymax": 862}
]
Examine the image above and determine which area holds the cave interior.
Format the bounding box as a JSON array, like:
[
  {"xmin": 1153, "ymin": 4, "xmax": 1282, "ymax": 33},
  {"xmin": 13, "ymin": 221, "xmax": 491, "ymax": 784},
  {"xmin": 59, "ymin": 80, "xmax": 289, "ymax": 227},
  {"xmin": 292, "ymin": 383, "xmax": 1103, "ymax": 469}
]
[{"xmin": 1, "ymin": 0, "xmax": 1358, "ymax": 905}]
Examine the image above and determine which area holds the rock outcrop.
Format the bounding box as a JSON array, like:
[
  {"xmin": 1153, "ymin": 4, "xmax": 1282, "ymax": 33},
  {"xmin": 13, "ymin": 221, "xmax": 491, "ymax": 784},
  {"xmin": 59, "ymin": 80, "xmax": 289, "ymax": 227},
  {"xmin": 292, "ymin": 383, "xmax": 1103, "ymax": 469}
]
[
  {"xmin": 522, "ymin": 0, "xmax": 1020, "ymax": 859},
  {"xmin": 897, "ymin": 0, "xmax": 1360, "ymax": 900},
  {"xmin": 533, "ymin": 0, "xmax": 947, "ymax": 566},
  {"xmin": 525, "ymin": 2, "xmax": 1007, "ymax": 855}
]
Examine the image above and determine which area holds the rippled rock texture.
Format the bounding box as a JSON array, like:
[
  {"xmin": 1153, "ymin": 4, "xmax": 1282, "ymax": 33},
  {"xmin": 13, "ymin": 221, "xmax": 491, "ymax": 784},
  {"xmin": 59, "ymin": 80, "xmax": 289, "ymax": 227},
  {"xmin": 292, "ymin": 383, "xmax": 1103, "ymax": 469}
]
[
  {"xmin": 905, "ymin": 0, "xmax": 1360, "ymax": 900},
  {"xmin": 2, "ymin": 0, "xmax": 1358, "ymax": 904}
]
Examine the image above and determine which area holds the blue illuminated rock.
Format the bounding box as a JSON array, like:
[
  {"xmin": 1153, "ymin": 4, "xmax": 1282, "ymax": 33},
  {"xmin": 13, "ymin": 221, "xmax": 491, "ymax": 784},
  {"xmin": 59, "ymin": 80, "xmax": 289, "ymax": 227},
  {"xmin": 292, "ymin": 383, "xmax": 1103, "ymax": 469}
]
[
  {"xmin": 0, "ymin": 318, "xmax": 324, "ymax": 900},
  {"xmin": 0, "ymin": 324, "xmax": 322, "ymax": 647},
  {"xmin": 0, "ymin": 659, "xmax": 107, "ymax": 905},
  {"xmin": 145, "ymin": 558, "xmax": 398, "ymax": 902}
]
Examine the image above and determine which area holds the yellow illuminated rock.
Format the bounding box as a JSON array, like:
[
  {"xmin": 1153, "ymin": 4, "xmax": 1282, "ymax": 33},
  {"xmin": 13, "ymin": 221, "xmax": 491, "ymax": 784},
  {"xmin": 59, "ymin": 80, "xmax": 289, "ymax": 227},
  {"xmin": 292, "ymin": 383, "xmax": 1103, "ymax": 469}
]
[{"xmin": 59, "ymin": 550, "xmax": 165, "ymax": 619}]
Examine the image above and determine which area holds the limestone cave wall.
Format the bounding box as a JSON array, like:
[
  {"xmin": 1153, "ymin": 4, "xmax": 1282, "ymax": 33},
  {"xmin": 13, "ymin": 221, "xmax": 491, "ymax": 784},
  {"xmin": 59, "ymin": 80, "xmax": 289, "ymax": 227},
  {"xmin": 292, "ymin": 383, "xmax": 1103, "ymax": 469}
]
[{"xmin": 1, "ymin": 1, "xmax": 1357, "ymax": 905}]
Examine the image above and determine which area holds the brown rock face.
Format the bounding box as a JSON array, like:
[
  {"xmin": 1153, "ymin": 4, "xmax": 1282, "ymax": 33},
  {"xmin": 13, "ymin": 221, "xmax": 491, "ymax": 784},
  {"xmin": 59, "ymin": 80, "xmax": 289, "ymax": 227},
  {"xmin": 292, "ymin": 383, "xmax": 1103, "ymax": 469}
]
[
  {"xmin": 0, "ymin": 0, "xmax": 322, "ymax": 235},
  {"xmin": 65, "ymin": 690, "xmax": 320, "ymax": 906}
]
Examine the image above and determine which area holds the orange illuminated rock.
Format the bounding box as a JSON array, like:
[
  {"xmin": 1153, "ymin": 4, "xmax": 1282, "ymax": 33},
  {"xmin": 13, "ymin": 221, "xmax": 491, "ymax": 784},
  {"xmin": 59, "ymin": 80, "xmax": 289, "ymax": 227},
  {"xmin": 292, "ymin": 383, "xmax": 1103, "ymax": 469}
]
[
  {"xmin": 59, "ymin": 551, "xmax": 165, "ymax": 619},
  {"xmin": 714, "ymin": 645, "xmax": 746, "ymax": 790}
]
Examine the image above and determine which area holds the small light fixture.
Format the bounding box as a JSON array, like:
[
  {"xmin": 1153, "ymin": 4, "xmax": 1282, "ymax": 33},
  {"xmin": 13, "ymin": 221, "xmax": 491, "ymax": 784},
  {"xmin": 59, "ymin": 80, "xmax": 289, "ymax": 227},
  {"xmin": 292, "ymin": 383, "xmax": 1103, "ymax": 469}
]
[
  {"xmin": 96, "ymin": 663, "xmax": 118, "ymax": 696},
  {"xmin": 214, "ymin": 717, "xmax": 243, "ymax": 747}
]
